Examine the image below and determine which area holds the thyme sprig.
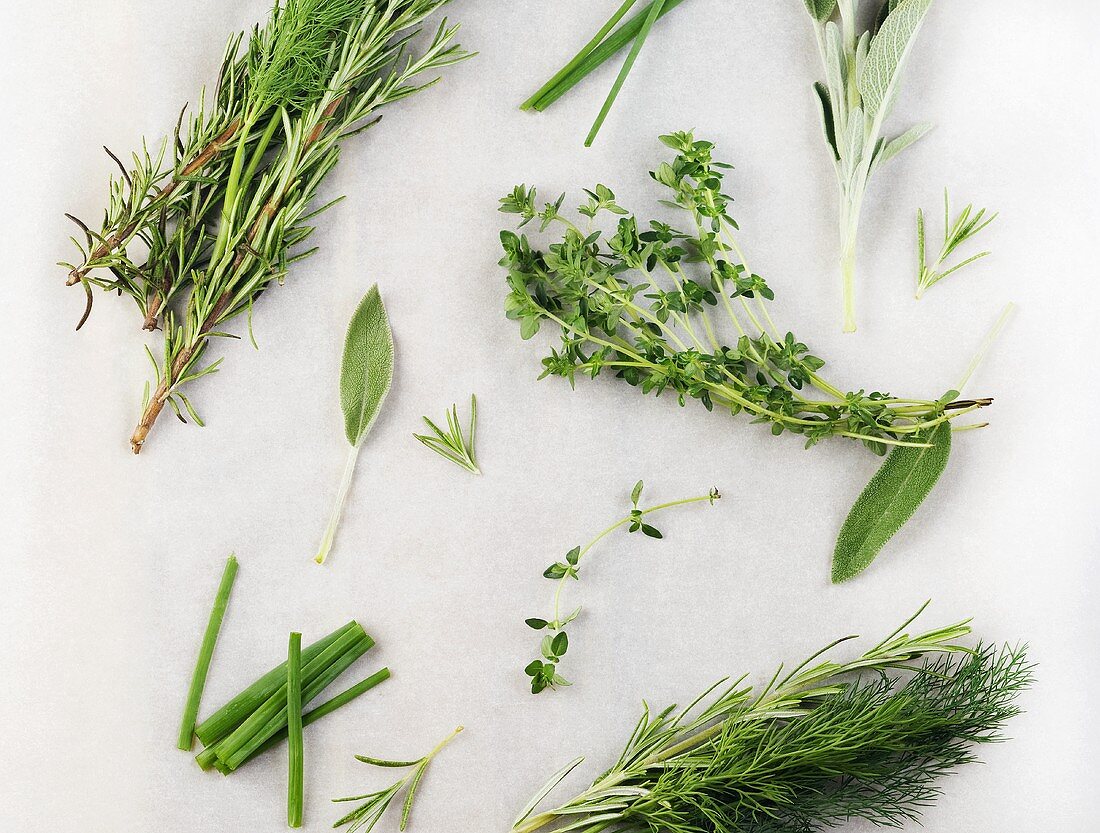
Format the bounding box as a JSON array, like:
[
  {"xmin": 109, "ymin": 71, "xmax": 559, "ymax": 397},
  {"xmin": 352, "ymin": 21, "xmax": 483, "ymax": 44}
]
[
  {"xmin": 500, "ymin": 132, "xmax": 992, "ymax": 456},
  {"xmin": 916, "ymin": 189, "xmax": 997, "ymax": 299},
  {"xmin": 524, "ymin": 480, "xmax": 720, "ymax": 694},
  {"xmin": 62, "ymin": 1, "xmax": 470, "ymax": 453},
  {"xmin": 513, "ymin": 604, "xmax": 1033, "ymax": 833},
  {"xmin": 332, "ymin": 727, "xmax": 463, "ymax": 832}
]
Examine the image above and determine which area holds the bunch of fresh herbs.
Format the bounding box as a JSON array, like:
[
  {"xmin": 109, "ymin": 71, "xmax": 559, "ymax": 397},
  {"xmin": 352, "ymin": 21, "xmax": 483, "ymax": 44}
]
[
  {"xmin": 513, "ymin": 604, "xmax": 1032, "ymax": 833},
  {"xmin": 61, "ymin": 0, "xmax": 469, "ymax": 453}
]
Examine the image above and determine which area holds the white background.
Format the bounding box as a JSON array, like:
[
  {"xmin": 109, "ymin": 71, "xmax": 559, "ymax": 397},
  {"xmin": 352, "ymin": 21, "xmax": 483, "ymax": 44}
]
[{"xmin": 2, "ymin": 1, "xmax": 1098, "ymax": 831}]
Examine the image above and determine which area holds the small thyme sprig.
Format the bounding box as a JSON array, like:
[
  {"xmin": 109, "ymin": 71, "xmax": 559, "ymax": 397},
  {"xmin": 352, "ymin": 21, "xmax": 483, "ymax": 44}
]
[
  {"xmin": 500, "ymin": 132, "xmax": 993, "ymax": 457},
  {"xmin": 413, "ymin": 395, "xmax": 480, "ymax": 474},
  {"xmin": 523, "ymin": 480, "xmax": 720, "ymax": 694},
  {"xmin": 513, "ymin": 603, "xmax": 1033, "ymax": 833},
  {"xmin": 916, "ymin": 189, "xmax": 997, "ymax": 299},
  {"xmin": 332, "ymin": 726, "xmax": 463, "ymax": 833}
]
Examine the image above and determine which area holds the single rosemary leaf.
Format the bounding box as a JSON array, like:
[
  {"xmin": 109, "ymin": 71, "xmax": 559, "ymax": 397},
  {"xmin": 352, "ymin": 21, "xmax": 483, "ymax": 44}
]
[
  {"xmin": 315, "ymin": 286, "xmax": 395, "ymax": 565},
  {"xmin": 832, "ymin": 421, "xmax": 952, "ymax": 583},
  {"xmin": 177, "ymin": 554, "xmax": 239, "ymax": 751}
]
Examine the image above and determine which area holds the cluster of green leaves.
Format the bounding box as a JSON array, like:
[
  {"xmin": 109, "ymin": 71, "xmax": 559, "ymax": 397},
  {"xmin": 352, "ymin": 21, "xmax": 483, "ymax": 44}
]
[
  {"xmin": 62, "ymin": 0, "xmax": 469, "ymax": 453},
  {"xmin": 917, "ymin": 189, "xmax": 998, "ymax": 298},
  {"xmin": 332, "ymin": 727, "xmax": 463, "ymax": 833},
  {"xmin": 802, "ymin": 0, "xmax": 936, "ymax": 331},
  {"xmin": 513, "ymin": 604, "xmax": 1033, "ymax": 833},
  {"xmin": 500, "ymin": 132, "xmax": 990, "ymax": 456},
  {"xmin": 524, "ymin": 480, "xmax": 720, "ymax": 694}
]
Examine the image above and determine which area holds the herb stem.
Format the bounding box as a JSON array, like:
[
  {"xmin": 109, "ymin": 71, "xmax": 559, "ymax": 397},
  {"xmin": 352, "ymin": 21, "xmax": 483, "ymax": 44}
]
[
  {"xmin": 585, "ymin": 0, "xmax": 666, "ymax": 147},
  {"xmin": 177, "ymin": 554, "xmax": 239, "ymax": 751},
  {"xmin": 521, "ymin": 1, "xmax": 640, "ymax": 111},
  {"xmin": 287, "ymin": 632, "xmax": 304, "ymax": 828},
  {"xmin": 957, "ymin": 302, "xmax": 1015, "ymax": 393},
  {"xmin": 315, "ymin": 443, "xmax": 362, "ymax": 565}
]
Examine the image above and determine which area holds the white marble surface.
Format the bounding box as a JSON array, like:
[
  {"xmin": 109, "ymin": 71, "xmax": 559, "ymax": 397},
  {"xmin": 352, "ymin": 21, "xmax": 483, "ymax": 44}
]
[{"xmin": 2, "ymin": 1, "xmax": 1098, "ymax": 830}]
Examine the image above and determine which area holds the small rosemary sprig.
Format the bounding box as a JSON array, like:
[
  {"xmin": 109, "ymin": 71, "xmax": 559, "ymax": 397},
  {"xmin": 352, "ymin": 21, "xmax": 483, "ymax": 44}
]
[
  {"xmin": 413, "ymin": 395, "xmax": 480, "ymax": 474},
  {"xmin": 916, "ymin": 189, "xmax": 997, "ymax": 299},
  {"xmin": 332, "ymin": 727, "xmax": 463, "ymax": 832},
  {"xmin": 513, "ymin": 603, "xmax": 1033, "ymax": 833},
  {"xmin": 524, "ymin": 481, "xmax": 720, "ymax": 694},
  {"xmin": 62, "ymin": 0, "xmax": 470, "ymax": 454}
]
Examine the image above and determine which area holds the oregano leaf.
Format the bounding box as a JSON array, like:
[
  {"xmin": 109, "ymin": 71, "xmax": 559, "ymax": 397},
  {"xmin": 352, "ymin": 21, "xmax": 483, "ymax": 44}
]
[
  {"xmin": 341, "ymin": 284, "xmax": 394, "ymax": 447},
  {"xmin": 832, "ymin": 421, "xmax": 952, "ymax": 583}
]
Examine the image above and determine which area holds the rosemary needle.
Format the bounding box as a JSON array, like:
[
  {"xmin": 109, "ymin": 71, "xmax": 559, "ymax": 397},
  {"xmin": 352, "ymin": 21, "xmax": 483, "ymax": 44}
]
[
  {"xmin": 177, "ymin": 554, "xmax": 238, "ymax": 751},
  {"xmin": 414, "ymin": 395, "xmax": 480, "ymax": 475}
]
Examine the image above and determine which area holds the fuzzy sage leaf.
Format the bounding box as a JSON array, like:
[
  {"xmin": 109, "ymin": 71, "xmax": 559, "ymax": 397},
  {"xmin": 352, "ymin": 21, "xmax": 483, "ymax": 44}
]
[
  {"xmin": 315, "ymin": 286, "xmax": 394, "ymax": 565},
  {"xmin": 832, "ymin": 421, "xmax": 952, "ymax": 583},
  {"xmin": 802, "ymin": 0, "xmax": 837, "ymax": 22},
  {"xmin": 858, "ymin": 0, "xmax": 933, "ymax": 120}
]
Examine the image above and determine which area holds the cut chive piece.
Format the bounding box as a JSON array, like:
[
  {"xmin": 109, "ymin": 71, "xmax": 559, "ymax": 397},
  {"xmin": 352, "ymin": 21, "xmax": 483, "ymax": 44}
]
[
  {"xmin": 177, "ymin": 554, "xmax": 239, "ymax": 751},
  {"xmin": 212, "ymin": 629, "xmax": 375, "ymax": 771},
  {"xmin": 526, "ymin": 0, "xmax": 689, "ymax": 113},
  {"xmin": 521, "ymin": 0, "xmax": 639, "ymax": 112},
  {"xmin": 195, "ymin": 620, "xmax": 357, "ymax": 747},
  {"xmin": 287, "ymin": 633, "xmax": 304, "ymax": 829},
  {"xmin": 246, "ymin": 668, "xmax": 391, "ymax": 764},
  {"xmin": 585, "ymin": 0, "xmax": 666, "ymax": 147}
]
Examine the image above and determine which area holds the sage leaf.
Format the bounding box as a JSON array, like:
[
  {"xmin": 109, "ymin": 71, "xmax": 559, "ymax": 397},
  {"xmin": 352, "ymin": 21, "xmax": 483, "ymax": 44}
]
[
  {"xmin": 874, "ymin": 122, "xmax": 934, "ymax": 169},
  {"xmin": 802, "ymin": 0, "xmax": 837, "ymax": 22},
  {"xmin": 341, "ymin": 284, "xmax": 395, "ymax": 447},
  {"xmin": 813, "ymin": 82, "xmax": 840, "ymax": 160},
  {"xmin": 858, "ymin": 0, "xmax": 933, "ymax": 120},
  {"xmin": 832, "ymin": 421, "xmax": 951, "ymax": 583},
  {"xmin": 314, "ymin": 285, "xmax": 395, "ymax": 565}
]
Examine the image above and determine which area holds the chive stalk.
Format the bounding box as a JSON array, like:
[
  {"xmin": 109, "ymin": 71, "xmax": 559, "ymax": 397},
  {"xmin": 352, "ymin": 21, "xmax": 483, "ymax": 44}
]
[
  {"xmin": 248, "ymin": 668, "xmax": 391, "ymax": 763},
  {"xmin": 520, "ymin": 0, "xmax": 639, "ymax": 112},
  {"xmin": 177, "ymin": 554, "xmax": 239, "ymax": 751},
  {"xmin": 524, "ymin": 0, "xmax": 689, "ymax": 113},
  {"xmin": 195, "ymin": 620, "xmax": 357, "ymax": 747},
  {"xmin": 585, "ymin": 0, "xmax": 667, "ymax": 147},
  {"xmin": 287, "ymin": 633, "xmax": 304, "ymax": 829}
]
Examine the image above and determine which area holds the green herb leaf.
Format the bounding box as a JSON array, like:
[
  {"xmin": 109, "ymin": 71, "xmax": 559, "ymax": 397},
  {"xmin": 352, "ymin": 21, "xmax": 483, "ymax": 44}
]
[
  {"xmin": 832, "ymin": 421, "xmax": 952, "ymax": 583},
  {"xmin": 341, "ymin": 285, "xmax": 394, "ymax": 447},
  {"xmin": 802, "ymin": 0, "xmax": 837, "ymax": 22},
  {"xmin": 858, "ymin": 0, "xmax": 933, "ymax": 120}
]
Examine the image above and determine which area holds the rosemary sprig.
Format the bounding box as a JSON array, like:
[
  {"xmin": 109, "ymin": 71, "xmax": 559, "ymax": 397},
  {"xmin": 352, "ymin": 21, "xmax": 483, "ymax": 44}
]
[
  {"xmin": 524, "ymin": 480, "xmax": 720, "ymax": 693},
  {"xmin": 916, "ymin": 189, "xmax": 997, "ymax": 298},
  {"xmin": 333, "ymin": 727, "xmax": 463, "ymax": 832},
  {"xmin": 500, "ymin": 132, "xmax": 992, "ymax": 456},
  {"xmin": 513, "ymin": 604, "xmax": 1033, "ymax": 833},
  {"xmin": 62, "ymin": 1, "xmax": 471, "ymax": 454},
  {"xmin": 413, "ymin": 395, "xmax": 480, "ymax": 475}
]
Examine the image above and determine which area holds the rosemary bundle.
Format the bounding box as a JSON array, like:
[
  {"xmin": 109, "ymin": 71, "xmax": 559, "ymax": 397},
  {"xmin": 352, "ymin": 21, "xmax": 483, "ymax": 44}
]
[
  {"xmin": 513, "ymin": 605, "xmax": 1032, "ymax": 833},
  {"xmin": 61, "ymin": 0, "xmax": 469, "ymax": 453},
  {"xmin": 500, "ymin": 132, "xmax": 991, "ymax": 455}
]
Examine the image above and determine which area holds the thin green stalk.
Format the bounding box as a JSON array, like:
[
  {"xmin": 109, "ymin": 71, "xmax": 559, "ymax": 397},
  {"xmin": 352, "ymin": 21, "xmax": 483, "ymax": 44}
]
[
  {"xmin": 957, "ymin": 303, "xmax": 1015, "ymax": 393},
  {"xmin": 178, "ymin": 554, "xmax": 239, "ymax": 751},
  {"xmin": 288, "ymin": 633, "xmax": 304, "ymax": 828},
  {"xmin": 527, "ymin": 0, "xmax": 690, "ymax": 112},
  {"xmin": 585, "ymin": 0, "xmax": 666, "ymax": 147},
  {"xmin": 521, "ymin": 1, "xmax": 639, "ymax": 111},
  {"xmin": 314, "ymin": 443, "xmax": 362, "ymax": 565}
]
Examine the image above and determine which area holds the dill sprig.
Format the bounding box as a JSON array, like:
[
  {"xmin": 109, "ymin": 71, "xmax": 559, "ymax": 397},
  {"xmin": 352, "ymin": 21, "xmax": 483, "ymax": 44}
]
[
  {"xmin": 513, "ymin": 604, "xmax": 1033, "ymax": 833},
  {"xmin": 61, "ymin": 1, "xmax": 471, "ymax": 453},
  {"xmin": 500, "ymin": 132, "xmax": 993, "ymax": 456},
  {"xmin": 413, "ymin": 395, "xmax": 480, "ymax": 475}
]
